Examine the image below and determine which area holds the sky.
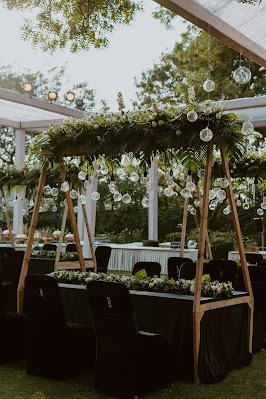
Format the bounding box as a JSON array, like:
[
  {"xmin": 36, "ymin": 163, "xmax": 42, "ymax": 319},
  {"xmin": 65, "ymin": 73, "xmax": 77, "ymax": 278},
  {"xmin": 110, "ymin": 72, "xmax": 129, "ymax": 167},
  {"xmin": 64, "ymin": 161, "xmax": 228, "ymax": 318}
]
[{"xmin": 0, "ymin": 0, "xmax": 187, "ymax": 111}]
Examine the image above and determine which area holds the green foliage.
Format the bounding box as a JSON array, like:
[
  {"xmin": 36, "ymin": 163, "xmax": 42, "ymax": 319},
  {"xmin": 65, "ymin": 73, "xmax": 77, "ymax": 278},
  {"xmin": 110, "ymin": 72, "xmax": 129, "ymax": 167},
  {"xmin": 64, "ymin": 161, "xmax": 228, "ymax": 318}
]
[
  {"xmin": 208, "ymin": 231, "xmax": 235, "ymax": 259},
  {"xmin": 2, "ymin": 0, "xmax": 142, "ymax": 53},
  {"xmin": 135, "ymin": 269, "xmax": 147, "ymax": 279},
  {"xmin": 135, "ymin": 25, "xmax": 266, "ymax": 107},
  {"xmin": 202, "ymin": 274, "xmax": 211, "ymax": 282},
  {"xmin": 165, "ymin": 231, "xmax": 182, "ymax": 242}
]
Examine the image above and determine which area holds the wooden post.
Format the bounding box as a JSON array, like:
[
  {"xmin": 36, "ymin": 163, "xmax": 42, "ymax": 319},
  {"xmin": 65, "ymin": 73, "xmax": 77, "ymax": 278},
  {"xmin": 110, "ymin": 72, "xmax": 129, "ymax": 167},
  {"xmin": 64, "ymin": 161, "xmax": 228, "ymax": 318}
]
[
  {"xmin": 0, "ymin": 188, "xmax": 15, "ymax": 249},
  {"xmin": 180, "ymin": 197, "xmax": 189, "ymax": 257},
  {"xmin": 54, "ymin": 182, "xmax": 73, "ymax": 269},
  {"xmin": 193, "ymin": 144, "xmax": 213, "ymax": 384},
  {"xmin": 17, "ymin": 162, "xmax": 48, "ymax": 313},
  {"xmin": 58, "ymin": 158, "xmax": 86, "ymax": 272},
  {"xmin": 78, "ymin": 186, "xmax": 97, "ymax": 272},
  {"xmin": 196, "ymin": 185, "xmax": 212, "ymax": 260},
  {"xmin": 221, "ymin": 147, "xmax": 254, "ymax": 353}
]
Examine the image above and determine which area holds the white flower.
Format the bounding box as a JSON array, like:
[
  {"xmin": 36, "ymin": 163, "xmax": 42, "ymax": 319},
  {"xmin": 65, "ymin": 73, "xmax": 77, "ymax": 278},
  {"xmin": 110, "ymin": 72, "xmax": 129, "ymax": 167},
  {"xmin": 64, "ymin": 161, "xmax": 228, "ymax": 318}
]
[
  {"xmin": 216, "ymin": 106, "xmax": 223, "ymax": 112},
  {"xmin": 85, "ymin": 277, "xmax": 93, "ymax": 282},
  {"xmin": 107, "ymin": 276, "xmax": 112, "ymax": 281},
  {"xmin": 158, "ymin": 120, "xmax": 164, "ymax": 126},
  {"xmin": 149, "ymin": 282, "xmax": 155, "ymax": 288},
  {"xmin": 94, "ymin": 124, "xmax": 99, "ymax": 129},
  {"xmin": 205, "ymin": 100, "xmax": 212, "ymax": 106},
  {"xmin": 204, "ymin": 108, "xmax": 212, "ymax": 115},
  {"xmin": 216, "ymin": 113, "xmax": 222, "ymax": 120},
  {"xmin": 152, "ymin": 121, "xmax": 158, "ymax": 127},
  {"xmin": 176, "ymin": 130, "xmax": 182, "ymax": 136},
  {"xmin": 151, "ymin": 112, "xmax": 157, "ymax": 119}
]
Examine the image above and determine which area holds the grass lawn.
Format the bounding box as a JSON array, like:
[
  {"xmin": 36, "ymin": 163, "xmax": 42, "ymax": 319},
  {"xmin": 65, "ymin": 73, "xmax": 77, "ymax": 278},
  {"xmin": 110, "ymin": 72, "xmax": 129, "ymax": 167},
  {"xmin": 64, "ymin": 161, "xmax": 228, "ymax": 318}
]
[{"xmin": 0, "ymin": 351, "xmax": 266, "ymax": 399}]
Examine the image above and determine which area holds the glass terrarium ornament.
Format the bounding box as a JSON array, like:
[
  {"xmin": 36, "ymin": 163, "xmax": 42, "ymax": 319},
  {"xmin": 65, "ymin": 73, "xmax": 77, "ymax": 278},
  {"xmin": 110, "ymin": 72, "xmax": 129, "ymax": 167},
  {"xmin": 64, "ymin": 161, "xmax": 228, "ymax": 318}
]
[
  {"xmin": 74, "ymin": 206, "xmax": 78, "ymax": 213},
  {"xmin": 70, "ymin": 189, "xmax": 78, "ymax": 199},
  {"xmin": 203, "ymin": 79, "xmax": 215, "ymax": 92},
  {"xmin": 130, "ymin": 172, "xmax": 139, "ymax": 182},
  {"xmin": 21, "ymin": 209, "xmax": 26, "ymax": 215},
  {"xmin": 91, "ymin": 191, "xmax": 100, "ymax": 201},
  {"xmin": 180, "ymin": 188, "xmax": 191, "ymax": 199},
  {"xmin": 164, "ymin": 186, "xmax": 174, "ymax": 197},
  {"xmin": 233, "ymin": 66, "xmax": 251, "ymax": 84},
  {"xmin": 13, "ymin": 197, "xmax": 18, "ymax": 205},
  {"xmin": 187, "ymin": 110, "xmax": 198, "ymax": 122},
  {"xmin": 109, "ymin": 184, "xmax": 117, "ymax": 194},
  {"xmin": 2, "ymin": 206, "xmax": 7, "ymax": 212},
  {"xmin": 84, "ymin": 179, "xmax": 90, "ymax": 190},
  {"xmin": 141, "ymin": 197, "xmax": 150, "ymax": 208},
  {"xmin": 43, "ymin": 185, "xmax": 52, "ymax": 195},
  {"xmin": 223, "ymin": 207, "xmax": 230, "ymax": 215},
  {"xmin": 209, "ymin": 190, "xmax": 216, "ymax": 200},
  {"xmin": 61, "ymin": 181, "xmax": 69, "ymax": 192},
  {"xmin": 100, "ymin": 165, "xmax": 109, "ymax": 175},
  {"xmin": 243, "ymin": 202, "xmax": 249, "ymax": 210},
  {"xmin": 257, "ymin": 208, "xmax": 264, "ymax": 216},
  {"xmin": 200, "ymin": 127, "xmax": 213, "ymax": 142},
  {"xmin": 78, "ymin": 171, "xmax": 86, "ymax": 181},
  {"xmin": 219, "ymin": 178, "xmax": 229, "ymax": 189},
  {"xmin": 216, "ymin": 189, "xmax": 226, "ymax": 201},
  {"xmin": 242, "ymin": 121, "xmax": 254, "ymax": 136},
  {"xmin": 52, "ymin": 205, "xmax": 57, "ymax": 212},
  {"xmin": 122, "ymin": 193, "xmax": 132, "ymax": 204},
  {"xmin": 190, "ymin": 208, "xmax": 197, "ymax": 216},
  {"xmin": 51, "ymin": 187, "xmax": 59, "ymax": 197},
  {"xmin": 79, "ymin": 194, "xmax": 87, "ymax": 204},
  {"xmin": 209, "ymin": 202, "xmax": 216, "ymax": 211},
  {"xmin": 186, "ymin": 181, "xmax": 196, "ymax": 192},
  {"xmin": 113, "ymin": 192, "xmax": 122, "ymax": 202},
  {"xmin": 261, "ymin": 202, "xmax": 266, "ymax": 210}
]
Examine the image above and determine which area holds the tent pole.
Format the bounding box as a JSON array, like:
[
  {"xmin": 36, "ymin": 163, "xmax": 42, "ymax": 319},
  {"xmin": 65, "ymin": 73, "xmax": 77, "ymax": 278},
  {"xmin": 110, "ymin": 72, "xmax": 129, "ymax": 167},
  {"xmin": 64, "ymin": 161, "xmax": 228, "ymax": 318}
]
[
  {"xmin": 58, "ymin": 158, "xmax": 86, "ymax": 272},
  {"xmin": 193, "ymin": 144, "xmax": 213, "ymax": 384},
  {"xmin": 221, "ymin": 147, "xmax": 254, "ymax": 353},
  {"xmin": 17, "ymin": 162, "xmax": 48, "ymax": 313}
]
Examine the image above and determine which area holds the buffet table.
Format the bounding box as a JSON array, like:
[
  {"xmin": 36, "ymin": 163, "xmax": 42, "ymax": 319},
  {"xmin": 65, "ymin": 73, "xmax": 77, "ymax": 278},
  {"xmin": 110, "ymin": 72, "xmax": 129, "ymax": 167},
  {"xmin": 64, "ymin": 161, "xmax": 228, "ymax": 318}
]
[
  {"xmin": 107, "ymin": 243, "xmax": 198, "ymax": 274},
  {"xmin": 59, "ymin": 283, "xmax": 251, "ymax": 383},
  {"xmin": 228, "ymin": 251, "xmax": 266, "ymax": 261}
]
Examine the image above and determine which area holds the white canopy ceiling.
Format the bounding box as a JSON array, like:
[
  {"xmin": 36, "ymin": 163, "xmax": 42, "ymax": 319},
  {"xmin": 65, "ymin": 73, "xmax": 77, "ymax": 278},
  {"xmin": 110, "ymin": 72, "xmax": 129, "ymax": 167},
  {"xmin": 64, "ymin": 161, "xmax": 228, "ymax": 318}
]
[
  {"xmin": 154, "ymin": 0, "xmax": 266, "ymax": 67},
  {"xmin": 0, "ymin": 88, "xmax": 85, "ymax": 133}
]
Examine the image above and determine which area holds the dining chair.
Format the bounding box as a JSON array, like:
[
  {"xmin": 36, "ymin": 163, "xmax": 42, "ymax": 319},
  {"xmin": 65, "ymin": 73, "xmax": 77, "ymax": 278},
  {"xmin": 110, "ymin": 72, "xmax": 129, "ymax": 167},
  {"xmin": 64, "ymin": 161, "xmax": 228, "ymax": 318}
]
[
  {"xmin": 168, "ymin": 257, "xmax": 193, "ymax": 280},
  {"xmin": 24, "ymin": 274, "xmax": 96, "ymax": 379},
  {"xmin": 245, "ymin": 253, "xmax": 263, "ymax": 265},
  {"xmin": 42, "ymin": 244, "xmax": 57, "ymax": 251},
  {"xmin": 87, "ymin": 280, "xmax": 171, "ymax": 397},
  {"xmin": 132, "ymin": 261, "xmax": 161, "ymax": 277},
  {"xmin": 207, "ymin": 259, "xmax": 238, "ymax": 284},
  {"xmin": 65, "ymin": 243, "xmax": 77, "ymax": 252},
  {"xmin": 95, "ymin": 245, "xmax": 112, "ymax": 273}
]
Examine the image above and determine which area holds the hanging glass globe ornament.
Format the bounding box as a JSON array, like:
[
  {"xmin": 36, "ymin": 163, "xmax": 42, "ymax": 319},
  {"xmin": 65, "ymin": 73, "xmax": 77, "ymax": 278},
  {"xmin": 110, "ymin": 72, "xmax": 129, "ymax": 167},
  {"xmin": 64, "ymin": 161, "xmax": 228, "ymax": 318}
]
[
  {"xmin": 39, "ymin": 206, "xmax": 43, "ymax": 213},
  {"xmin": 164, "ymin": 186, "xmax": 174, "ymax": 197},
  {"xmin": 74, "ymin": 206, "xmax": 78, "ymax": 213},
  {"xmin": 141, "ymin": 197, "xmax": 150, "ymax": 208},
  {"xmin": 70, "ymin": 189, "xmax": 78, "ymax": 200},
  {"xmin": 91, "ymin": 191, "xmax": 100, "ymax": 201},
  {"xmin": 84, "ymin": 180, "xmax": 90, "ymax": 190},
  {"xmin": 51, "ymin": 187, "xmax": 59, "ymax": 197},
  {"xmin": 113, "ymin": 192, "xmax": 122, "ymax": 202},
  {"xmin": 186, "ymin": 181, "xmax": 196, "ymax": 192},
  {"xmin": 79, "ymin": 194, "xmax": 87, "ymax": 204},
  {"xmin": 122, "ymin": 193, "xmax": 132, "ymax": 204},
  {"xmin": 12, "ymin": 198, "xmax": 18, "ymax": 205},
  {"xmin": 243, "ymin": 202, "xmax": 249, "ymax": 210},
  {"xmin": 180, "ymin": 188, "xmax": 191, "ymax": 199},
  {"xmin": 245, "ymin": 197, "xmax": 252, "ymax": 205},
  {"xmin": 261, "ymin": 202, "xmax": 266, "ymax": 210},
  {"xmin": 100, "ymin": 165, "xmax": 109, "ymax": 175},
  {"xmin": 216, "ymin": 189, "xmax": 226, "ymax": 201},
  {"xmin": 257, "ymin": 208, "xmax": 264, "ymax": 216},
  {"xmin": 78, "ymin": 171, "xmax": 86, "ymax": 181},
  {"xmin": 2, "ymin": 206, "xmax": 7, "ymax": 212},
  {"xmin": 21, "ymin": 209, "xmax": 26, "ymax": 215},
  {"xmin": 223, "ymin": 207, "xmax": 230, "ymax": 215},
  {"xmin": 187, "ymin": 110, "xmax": 198, "ymax": 122},
  {"xmin": 242, "ymin": 121, "xmax": 254, "ymax": 136},
  {"xmin": 233, "ymin": 66, "xmax": 251, "ymax": 84},
  {"xmin": 236, "ymin": 199, "xmax": 241, "ymax": 207},
  {"xmin": 219, "ymin": 178, "xmax": 229, "ymax": 189},
  {"xmin": 52, "ymin": 205, "xmax": 57, "ymax": 212},
  {"xmin": 203, "ymin": 79, "xmax": 215, "ymax": 92},
  {"xmin": 209, "ymin": 190, "xmax": 216, "ymax": 201},
  {"xmin": 197, "ymin": 169, "xmax": 205, "ymax": 179},
  {"xmin": 190, "ymin": 208, "xmax": 197, "ymax": 216},
  {"xmin": 43, "ymin": 185, "xmax": 52, "ymax": 195},
  {"xmin": 200, "ymin": 127, "xmax": 213, "ymax": 142},
  {"xmin": 61, "ymin": 181, "xmax": 69, "ymax": 192},
  {"xmin": 130, "ymin": 172, "xmax": 139, "ymax": 182},
  {"xmin": 209, "ymin": 202, "xmax": 216, "ymax": 211}
]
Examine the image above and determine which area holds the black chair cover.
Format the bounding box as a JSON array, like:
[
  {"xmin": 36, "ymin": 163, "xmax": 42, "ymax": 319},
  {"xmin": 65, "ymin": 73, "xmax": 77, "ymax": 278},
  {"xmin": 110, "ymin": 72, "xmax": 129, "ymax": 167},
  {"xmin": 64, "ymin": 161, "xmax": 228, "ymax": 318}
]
[
  {"xmin": 245, "ymin": 253, "xmax": 263, "ymax": 264},
  {"xmin": 65, "ymin": 243, "xmax": 77, "ymax": 252},
  {"xmin": 42, "ymin": 244, "xmax": 57, "ymax": 251},
  {"xmin": 206, "ymin": 259, "xmax": 238, "ymax": 284},
  {"xmin": 24, "ymin": 275, "xmax": 95, "ymax": 379},
  {"xmin": 258, "ymin": 261, "xmax": 266, "ymax": 267},
  {"xmin": 168, "ymin": 257, "xmax": 193, "ymax": 280},
  {"xmin": 95, "ymin": 246, "xmax": 112, "ymax": 273},
  {"xmin": 132, "ymin": 261, "xmax": 161, "ymax": 277},
  {"xmin": 87, "ymin": 280, "xmax": 171, "ymax": 396}
]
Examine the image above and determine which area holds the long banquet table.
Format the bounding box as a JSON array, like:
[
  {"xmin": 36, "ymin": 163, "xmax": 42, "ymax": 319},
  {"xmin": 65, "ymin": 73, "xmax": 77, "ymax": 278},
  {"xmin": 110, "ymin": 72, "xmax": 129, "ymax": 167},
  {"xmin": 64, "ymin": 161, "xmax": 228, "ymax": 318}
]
[{"xmin": 59, "ymin": 283, "xmax": 251, "ymax": 383}]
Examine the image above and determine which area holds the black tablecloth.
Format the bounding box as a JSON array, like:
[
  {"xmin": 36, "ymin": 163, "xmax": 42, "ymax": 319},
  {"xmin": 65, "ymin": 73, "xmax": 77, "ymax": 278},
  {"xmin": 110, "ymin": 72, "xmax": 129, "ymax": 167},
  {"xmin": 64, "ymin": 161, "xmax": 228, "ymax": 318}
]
[
  {"xmin": 28, "ymin": 258, "xmax": 55, "ymax": 275},
  {"xmin": 59, "ymin": 284, "xmax": 251, "ymax": 383}
]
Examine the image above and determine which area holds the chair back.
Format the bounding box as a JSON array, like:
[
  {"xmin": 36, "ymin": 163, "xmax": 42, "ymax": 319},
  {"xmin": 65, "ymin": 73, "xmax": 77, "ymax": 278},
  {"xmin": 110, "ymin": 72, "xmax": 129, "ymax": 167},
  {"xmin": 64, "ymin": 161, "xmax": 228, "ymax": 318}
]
[
  {"xmin": 24, "ymin": 275, "xmax": 65, "ymax": 326},
  {"xmin": 132, "ymin": 261, "xmax": 161, "ymax": 277},
  {"xmin": 65, "ymin": 243, "xmax": 77, "ymax": 252},
  {"xmin": 0, "ymin": 247, "xmax": 16, "ymax": 259},
  {"xmin": 257, "ymin": 261, "xmax": 266, "ymax": 267},
  {"xmin": 42, "ymin": 244, "xmax": 57, "ymax": 251},
  {"xmin": 207, "ymin": 259, "xmax": 238, "ymax": 283},
  {"xmin": 95, "ymin": 246, "xmax": 112, "ymax": 273},
  {"xmin": 245, "ymin": 252, "xmax": 263, "ymax": 264},
  {"xmin": 168, "ymin": 257, "xmax": 193, "ymax": 280},
  {"xmin": 1, "ymin": 251, "xmax": 25, "ymax": 284},
  {"xmin": 179, "ymin": 262, "xmax": 196, "ymax": 279},
  {"xmin": 87, "ymin": 280, "xmax": 138, "ymax": 339}
]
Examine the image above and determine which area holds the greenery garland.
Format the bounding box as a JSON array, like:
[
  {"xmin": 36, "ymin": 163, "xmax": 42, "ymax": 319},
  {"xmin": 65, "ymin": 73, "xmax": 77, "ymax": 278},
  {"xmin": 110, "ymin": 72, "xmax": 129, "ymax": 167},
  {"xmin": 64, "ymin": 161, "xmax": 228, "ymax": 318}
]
[
  {"xmin": 48, "ymin": 270, "xmax": 235, "ymax": 299},
  {"xmin": 31, "ymin": 103, "xmax": 245, "ymax": 165},
  {"xmin": 31, "ymin": 249, "xmax": 78, "ymax": 260}
]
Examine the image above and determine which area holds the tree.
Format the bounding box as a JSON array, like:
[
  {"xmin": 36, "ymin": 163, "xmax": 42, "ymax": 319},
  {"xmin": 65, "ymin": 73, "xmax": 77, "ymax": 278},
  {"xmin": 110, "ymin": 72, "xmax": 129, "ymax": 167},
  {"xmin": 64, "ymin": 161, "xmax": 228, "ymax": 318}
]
[
  {"xmin": 134, "ymin": 25, "xmax": 266, "ymax": 107},
  {"xmin": 2, "ymin": 0, "xmax": 142, "ymax": 53}
]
